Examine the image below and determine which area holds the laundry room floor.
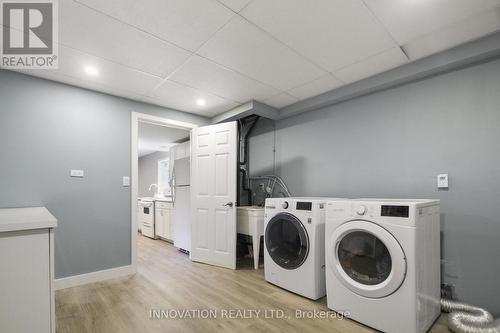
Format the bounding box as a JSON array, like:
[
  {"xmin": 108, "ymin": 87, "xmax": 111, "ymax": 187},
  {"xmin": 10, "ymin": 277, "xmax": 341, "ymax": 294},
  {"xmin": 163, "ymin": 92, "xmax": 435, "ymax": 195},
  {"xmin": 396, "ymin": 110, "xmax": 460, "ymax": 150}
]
[{"xmin": 55, "ymin": 235, "xmax": 450, "ymax": 333}]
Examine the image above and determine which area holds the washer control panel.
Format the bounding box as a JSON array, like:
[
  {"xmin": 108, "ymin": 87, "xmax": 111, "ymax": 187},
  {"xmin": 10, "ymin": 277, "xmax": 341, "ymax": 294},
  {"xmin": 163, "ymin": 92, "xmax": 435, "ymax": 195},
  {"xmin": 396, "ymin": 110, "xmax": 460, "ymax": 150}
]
[
  {"xmin": 350, "ymin": 203, "xmax": 374, "ymax": 218},
  {"xmin": 356, "ymin": 204, "xmax": 367, "ymax": 216},
  {"xmin": 296, "ymin": 201, "xmax": 312, "ymax": 211}
]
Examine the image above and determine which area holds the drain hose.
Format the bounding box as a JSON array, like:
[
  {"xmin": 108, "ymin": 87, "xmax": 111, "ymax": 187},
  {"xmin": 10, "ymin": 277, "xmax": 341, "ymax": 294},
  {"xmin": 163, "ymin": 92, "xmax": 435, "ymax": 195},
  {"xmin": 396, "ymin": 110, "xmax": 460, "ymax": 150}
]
[{"xmin": 441, "ymin": 299, "xmax": 500, "ymax": 333}]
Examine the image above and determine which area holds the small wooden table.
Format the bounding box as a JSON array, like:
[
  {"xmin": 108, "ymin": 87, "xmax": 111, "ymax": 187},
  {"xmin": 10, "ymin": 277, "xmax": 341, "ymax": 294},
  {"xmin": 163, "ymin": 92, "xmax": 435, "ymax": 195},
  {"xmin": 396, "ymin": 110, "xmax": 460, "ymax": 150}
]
[{"xmin": 237, "ymin": 206, "xmax": 265, "ymax": 269}]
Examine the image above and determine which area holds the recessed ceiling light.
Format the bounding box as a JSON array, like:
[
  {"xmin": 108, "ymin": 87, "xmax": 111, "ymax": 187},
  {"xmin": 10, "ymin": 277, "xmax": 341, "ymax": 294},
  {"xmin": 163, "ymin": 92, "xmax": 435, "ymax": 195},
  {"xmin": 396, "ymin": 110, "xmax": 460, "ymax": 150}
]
[
  {"xmin": 196, "ymin": 98, "xmax": 206, "ymax": 106},
  {"xmin": 84, "ymin": 66, "xmax": 99, "ymax": 76}
]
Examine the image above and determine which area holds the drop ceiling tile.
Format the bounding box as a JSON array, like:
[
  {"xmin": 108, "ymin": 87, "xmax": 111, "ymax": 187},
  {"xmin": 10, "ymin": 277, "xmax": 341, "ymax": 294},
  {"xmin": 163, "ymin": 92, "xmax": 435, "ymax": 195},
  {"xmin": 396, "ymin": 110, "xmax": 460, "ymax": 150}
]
[
  {"xmin": 148, "ymin": 80, "xmax": 238, "ymax": 116},
  {"xmin": 263, "ymin": 93, "xmax": 298, "ymax": 109},
  {"xmin": 403, "ymin": 8, "xmax": 500, "ymax": 60},
  {"xmin": 75, "ymin": 0, "xmax": 234, "ymax": 51},
  {"xmin": 197, "ymin": 16, "xmax": 325, "ymax": 91},
  {"xmin": 241, "ymin": 0, "xmax": 397, "ymax": 72},
  {"xmin": 334, "ymin": 47, "xmax": 408, "ymax": 84},
  {"xmin": 143, "ymin": 96, "xmax": 237, "ymax": 117},
  {"xmin": 170, "ymin": 55, "xmax": 280, "ymax": 103},
  {"xmin": 49, "ymin": 45, "xmax": 163, "ymax": 95},
  {"xmin": 288, "ymin": 74, "xmax": 344, "ymax": 100},
  {"xmin": 216, "ymin": 0, "xmax": 253, "ymax": 12},
  {"xmin": 12, "ymin": 68, "xmax": 146, "ymax": 101},
  {"xmin": 60, "ymin": 1, "xmax": 191, "ymax": 78},
  {"xmin": 363, "ymin": 0, "xmax": 500, "ymax": 44}
]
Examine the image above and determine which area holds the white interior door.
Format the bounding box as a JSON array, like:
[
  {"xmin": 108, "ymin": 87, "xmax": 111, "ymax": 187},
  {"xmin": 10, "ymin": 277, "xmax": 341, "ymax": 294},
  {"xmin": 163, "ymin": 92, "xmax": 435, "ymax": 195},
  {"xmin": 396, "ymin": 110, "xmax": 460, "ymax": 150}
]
[{"xmin": 190, "ymin": 121, "xmax": 238, "ymax": 269}]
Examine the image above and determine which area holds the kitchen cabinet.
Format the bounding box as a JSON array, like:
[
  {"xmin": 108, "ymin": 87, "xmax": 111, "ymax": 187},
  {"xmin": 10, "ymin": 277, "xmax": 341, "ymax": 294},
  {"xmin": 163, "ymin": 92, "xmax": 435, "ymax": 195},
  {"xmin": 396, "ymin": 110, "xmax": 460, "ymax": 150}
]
[
  {"xmin": 174, "ymin": 143, "xmax": 186, "ymax": 160},
  {"xmin": 169, "ymin": 141, "xmax": 190, "ymax": 186},
  {"xmin": 170, "ymin": 141, "xmax": 190, "ymax": 162},
  {"xmin": 0, "ymin": 207, "xmax": 57, "ymax": 333},
  {"xmin": 155, "ymin": 201, "xmax": 173, "ymax": 241}
]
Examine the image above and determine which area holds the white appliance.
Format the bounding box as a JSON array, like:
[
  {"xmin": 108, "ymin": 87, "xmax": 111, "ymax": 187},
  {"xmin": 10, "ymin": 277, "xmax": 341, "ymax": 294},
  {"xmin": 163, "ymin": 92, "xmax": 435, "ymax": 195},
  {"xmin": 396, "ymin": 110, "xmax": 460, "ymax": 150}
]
[
  {"xmin": 264, "ymin": 197, "xmax": 343, "ymax": 300},
  {"xmin": 137, "ymin": 199, "xmax": 142, "ymax": 232},
  {"xmin": 172, "ymin": 156, "xmax": 191, "ymax": 253},
  {"xmin": 325, "ymin": 199, "xmax": 441, "ymax": 333},
  {"xmin": 139, "ymin": 198, "xmax": 155, "ymax": 238}
]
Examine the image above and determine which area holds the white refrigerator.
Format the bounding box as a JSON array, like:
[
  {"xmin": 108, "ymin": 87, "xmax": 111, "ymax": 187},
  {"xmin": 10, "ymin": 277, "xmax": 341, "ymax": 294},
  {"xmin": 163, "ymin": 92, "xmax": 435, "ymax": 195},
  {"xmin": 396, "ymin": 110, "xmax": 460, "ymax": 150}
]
[{"xmin": 172, "ymin": 156, "xmax": 191, "ymax": 253}]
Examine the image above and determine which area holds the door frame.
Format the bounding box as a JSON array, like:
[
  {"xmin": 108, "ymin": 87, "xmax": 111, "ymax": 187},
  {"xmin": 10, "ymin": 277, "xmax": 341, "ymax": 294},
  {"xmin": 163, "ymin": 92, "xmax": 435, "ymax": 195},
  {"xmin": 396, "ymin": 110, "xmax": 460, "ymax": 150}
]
[{"xmin": 131, "ymin": 112, "xmax": 198, "ymax": 273}]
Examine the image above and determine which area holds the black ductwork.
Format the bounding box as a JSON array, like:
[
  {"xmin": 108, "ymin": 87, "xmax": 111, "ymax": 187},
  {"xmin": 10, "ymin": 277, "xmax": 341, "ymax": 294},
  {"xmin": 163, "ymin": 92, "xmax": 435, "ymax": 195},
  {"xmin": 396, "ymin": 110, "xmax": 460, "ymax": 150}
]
[{"xmin": 237, "ymin": 115, "xmax": 260, "ymax": 206}]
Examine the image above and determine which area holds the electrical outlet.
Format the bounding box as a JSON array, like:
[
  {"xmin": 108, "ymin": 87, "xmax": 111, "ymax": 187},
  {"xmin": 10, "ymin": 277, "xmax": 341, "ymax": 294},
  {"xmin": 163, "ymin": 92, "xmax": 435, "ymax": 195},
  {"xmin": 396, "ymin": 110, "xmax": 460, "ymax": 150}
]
[
  {"xmin": 437, "ymin": 174, "xmax": 449, "ymax": 189},
  {"xmin": 70, "ymin": 169, "xmax": 84, "ymax": 178},
  {"xmin": 441, "ymin": 283, "xmax": 456, "ymax": 300}
]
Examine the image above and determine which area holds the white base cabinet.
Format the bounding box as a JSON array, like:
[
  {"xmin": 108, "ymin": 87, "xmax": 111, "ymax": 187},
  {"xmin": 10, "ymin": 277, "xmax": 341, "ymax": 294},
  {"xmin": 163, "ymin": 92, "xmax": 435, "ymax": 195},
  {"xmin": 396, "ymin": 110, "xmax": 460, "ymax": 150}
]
[
  {"xmin": 155, "ymin": 201, "xmax": 173, "ymax": 241},
  {"xmin": 0, "ymin": 207, "xmax": 57, "ymax": 333}
]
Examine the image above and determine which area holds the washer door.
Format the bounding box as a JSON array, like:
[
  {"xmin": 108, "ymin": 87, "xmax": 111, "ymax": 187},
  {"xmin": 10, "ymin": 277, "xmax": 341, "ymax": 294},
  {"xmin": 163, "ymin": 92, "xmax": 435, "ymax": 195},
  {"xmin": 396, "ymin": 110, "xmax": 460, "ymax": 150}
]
[
  {"xmin": 265, "ymin": 212, "xmax": 309, "ymax": 270},
  {"xmin": 329, "ymin": 220, "xmax": 406, "ymax": 298}
]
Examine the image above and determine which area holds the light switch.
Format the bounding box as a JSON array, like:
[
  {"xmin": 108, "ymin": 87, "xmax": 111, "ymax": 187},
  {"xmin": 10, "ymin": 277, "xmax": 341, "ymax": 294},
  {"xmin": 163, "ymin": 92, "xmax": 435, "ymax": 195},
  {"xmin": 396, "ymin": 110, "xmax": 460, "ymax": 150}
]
[
  {"xmin": 437, "ymin": 174, "xmax": 448, "ymax": 189},
  {"xmin": 123, "ymin": 176, "xmax": 130, "ymax": 187},
  {"xmin": 70, "ymin": 169, "xmax": 84, "ymax": 178}
]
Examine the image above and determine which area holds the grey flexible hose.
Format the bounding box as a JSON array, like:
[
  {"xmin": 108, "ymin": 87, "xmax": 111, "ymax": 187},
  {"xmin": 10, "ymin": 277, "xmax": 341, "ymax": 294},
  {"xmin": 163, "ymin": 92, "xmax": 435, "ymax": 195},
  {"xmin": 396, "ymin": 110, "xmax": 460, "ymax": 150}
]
[
  {"xmin": 249, "ymin": 175, "xmax": 292, "ymax": 197},
  {"xmin": 441, "ymin": 298, "xmax": 500, "ymax": 333}
]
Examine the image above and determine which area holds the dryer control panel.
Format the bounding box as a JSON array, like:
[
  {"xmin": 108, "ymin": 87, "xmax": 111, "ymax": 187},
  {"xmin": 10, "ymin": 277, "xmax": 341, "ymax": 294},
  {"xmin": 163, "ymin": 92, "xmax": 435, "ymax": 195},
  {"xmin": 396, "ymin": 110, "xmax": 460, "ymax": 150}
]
[{"xmin": 381, "ymin": 205, "xmax": 409, "ymax": 218}]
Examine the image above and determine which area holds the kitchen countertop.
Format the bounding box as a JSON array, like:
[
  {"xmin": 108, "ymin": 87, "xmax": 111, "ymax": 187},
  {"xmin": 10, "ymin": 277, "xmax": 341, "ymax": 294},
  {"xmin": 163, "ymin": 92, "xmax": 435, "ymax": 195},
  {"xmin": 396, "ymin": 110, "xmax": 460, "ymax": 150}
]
[
  {"xmin": 154, "ymin": 197, "xmax": 173, "ymax": 202},
  {"xmin": 139, "ymin": 196, "xmax": 173, "ymax": 202},
  {"xmin": 0, "ymin": 207, "xmax": 58, "ymax": 233}
]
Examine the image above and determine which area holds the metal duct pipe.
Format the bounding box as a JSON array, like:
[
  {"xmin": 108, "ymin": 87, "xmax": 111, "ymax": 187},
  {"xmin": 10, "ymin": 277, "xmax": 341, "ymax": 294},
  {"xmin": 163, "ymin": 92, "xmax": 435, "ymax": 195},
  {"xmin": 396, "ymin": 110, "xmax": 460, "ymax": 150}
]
[
  {"xmin": 239, "ymin": 115, "xmax": 259, "ymax": 166},
  {"xmin": 441, "ymin": 299, "xmax": 500, "ymax": 333},
  {"xmin": 237, "ymin": 115, "xmax": 260, "ymax": 206}
]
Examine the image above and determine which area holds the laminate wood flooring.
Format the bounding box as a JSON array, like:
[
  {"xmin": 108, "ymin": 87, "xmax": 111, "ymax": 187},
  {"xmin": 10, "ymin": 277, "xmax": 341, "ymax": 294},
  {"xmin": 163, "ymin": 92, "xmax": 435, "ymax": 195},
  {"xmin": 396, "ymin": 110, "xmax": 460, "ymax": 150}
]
[{"xmin": 55, "ymin": 234, "xmax": 449, "ymax": 333}]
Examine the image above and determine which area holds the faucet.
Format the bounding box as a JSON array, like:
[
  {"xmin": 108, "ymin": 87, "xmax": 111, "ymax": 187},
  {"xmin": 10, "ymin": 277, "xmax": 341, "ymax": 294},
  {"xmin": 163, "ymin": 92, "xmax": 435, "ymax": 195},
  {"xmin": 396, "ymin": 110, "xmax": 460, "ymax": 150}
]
[{"xmin": 148, "ymin": 184, "xmax": 158, "ymax": 194}]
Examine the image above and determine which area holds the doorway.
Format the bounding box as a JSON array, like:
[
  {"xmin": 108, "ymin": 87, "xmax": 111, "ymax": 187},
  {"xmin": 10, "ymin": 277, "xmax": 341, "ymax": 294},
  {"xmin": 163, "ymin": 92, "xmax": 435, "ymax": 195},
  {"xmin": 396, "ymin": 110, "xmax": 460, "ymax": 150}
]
[{"xmin": 131, "ymin": 112, "xmax": 198, "ymax": 273}]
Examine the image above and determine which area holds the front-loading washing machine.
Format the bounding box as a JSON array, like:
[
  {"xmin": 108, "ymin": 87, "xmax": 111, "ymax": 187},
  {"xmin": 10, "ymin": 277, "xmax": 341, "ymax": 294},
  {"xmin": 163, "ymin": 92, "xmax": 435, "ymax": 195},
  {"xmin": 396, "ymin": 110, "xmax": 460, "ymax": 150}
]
[
  {"xmin": 264, "ymin": 197, "xmax": 343, "ymax": 300},
  {"xmin": 325, "ymin": 199, "xmax": 441, "ymax": 333}
]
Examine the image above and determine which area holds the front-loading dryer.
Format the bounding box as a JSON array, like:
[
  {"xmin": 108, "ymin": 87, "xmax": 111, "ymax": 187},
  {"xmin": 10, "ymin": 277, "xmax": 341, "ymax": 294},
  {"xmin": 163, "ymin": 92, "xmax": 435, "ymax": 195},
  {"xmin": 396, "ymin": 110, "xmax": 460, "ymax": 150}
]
[
  {"xmin": 325, "ymin": 199, "xmax": 441, "ymax": 333},
  {"xmin": 264, "ymin": 197, "xmax": 343, "ymax": 300}
]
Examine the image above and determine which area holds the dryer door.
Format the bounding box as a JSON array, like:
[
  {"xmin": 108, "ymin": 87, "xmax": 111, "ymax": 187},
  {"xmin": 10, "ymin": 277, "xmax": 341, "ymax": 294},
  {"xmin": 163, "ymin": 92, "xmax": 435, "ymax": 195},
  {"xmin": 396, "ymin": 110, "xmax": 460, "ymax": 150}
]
[
  {"xmin": 265, "ymin": 212, "xmax": 309, "ymax": 270},
  {"xmin": 328, "ymin": 220, "xmax": 406, "ymax": 298}
]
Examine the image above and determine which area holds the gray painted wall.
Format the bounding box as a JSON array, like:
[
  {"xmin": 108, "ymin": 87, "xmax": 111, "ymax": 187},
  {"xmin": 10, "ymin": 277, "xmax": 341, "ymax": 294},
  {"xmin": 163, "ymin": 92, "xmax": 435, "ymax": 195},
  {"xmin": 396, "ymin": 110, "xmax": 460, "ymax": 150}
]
[
  {"xmin": 0, "ymin": 70, "xmax": 208, "ymax": 278},
  {"xmin": 250, "ymin": 57, "xmax": 500, "ymax": 314},
  {"xmin": 138, "ymin": 151, "xmax": 169, "ymax": 197}
]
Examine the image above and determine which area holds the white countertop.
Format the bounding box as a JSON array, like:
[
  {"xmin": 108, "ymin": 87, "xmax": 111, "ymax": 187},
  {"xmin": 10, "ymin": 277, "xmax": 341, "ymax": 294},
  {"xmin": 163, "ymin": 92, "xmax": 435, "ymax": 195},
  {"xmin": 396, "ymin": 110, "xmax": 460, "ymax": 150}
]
[
  {"xmin": 154, "ymin": 197, "xmax": 173, "ymax": 202},
  {"xmin": 0, "ymin": 207, "xmax": 58, "ymax": 233},
  {"xmin": 139, "ymin": 196, "xmax": 173, "ymax": 202}
]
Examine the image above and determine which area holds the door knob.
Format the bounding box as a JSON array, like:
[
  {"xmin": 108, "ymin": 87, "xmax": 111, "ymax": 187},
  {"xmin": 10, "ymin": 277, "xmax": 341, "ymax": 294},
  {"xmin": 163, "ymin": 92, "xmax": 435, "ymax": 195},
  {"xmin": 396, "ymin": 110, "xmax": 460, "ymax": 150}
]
[{"xmin": 223, "ymin": 202, "xmax": 234, "ymax": 208}]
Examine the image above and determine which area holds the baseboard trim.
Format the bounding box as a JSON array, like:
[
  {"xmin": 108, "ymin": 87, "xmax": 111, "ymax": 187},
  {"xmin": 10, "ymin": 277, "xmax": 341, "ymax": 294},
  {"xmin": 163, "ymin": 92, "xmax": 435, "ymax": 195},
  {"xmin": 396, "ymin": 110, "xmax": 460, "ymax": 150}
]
[{"xmin": 54, "ymin": 265, "xmax": 135, "ymax": 290}]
